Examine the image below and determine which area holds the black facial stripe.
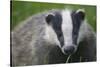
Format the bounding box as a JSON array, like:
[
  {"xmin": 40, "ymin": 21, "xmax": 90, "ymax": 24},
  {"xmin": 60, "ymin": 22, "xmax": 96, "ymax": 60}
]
[
  {"xmin": 71, "ymin": 11, "xmax": 83, "ymax": 45},
  {"xmin": 51, "ymin": 13, "xmax": 64, "ymax": 47}
]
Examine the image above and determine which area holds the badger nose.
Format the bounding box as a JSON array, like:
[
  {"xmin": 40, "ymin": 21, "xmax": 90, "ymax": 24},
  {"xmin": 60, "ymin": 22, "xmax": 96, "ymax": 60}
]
[{"xmin": 64, "ymin": 46, "xmax": 75, "ymax": 55}]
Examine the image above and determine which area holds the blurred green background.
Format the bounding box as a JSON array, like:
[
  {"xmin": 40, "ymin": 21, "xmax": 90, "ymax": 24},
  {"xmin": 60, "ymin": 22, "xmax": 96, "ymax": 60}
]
[{"xmin": 11, "ymin": 1, "xmax": 96, "ymax": 31}]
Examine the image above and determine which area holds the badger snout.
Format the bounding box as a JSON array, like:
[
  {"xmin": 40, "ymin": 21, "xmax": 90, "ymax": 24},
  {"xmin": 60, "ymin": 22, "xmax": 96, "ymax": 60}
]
[{"xmin": 62, "ymin": 45, "xmax": 76, "ymax": 55}]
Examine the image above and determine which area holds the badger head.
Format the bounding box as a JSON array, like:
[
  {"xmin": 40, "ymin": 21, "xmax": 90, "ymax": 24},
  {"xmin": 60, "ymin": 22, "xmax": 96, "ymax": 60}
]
[{"xmin": 45, "ymin": 9, "xmax": 85, "ymax": 55}]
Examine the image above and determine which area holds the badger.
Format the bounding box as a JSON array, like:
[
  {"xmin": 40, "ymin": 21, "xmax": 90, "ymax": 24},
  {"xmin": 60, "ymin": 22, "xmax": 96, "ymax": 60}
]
[{"xmin": 11, "ymin": 9, "xmax": 96, "ymax": 66}]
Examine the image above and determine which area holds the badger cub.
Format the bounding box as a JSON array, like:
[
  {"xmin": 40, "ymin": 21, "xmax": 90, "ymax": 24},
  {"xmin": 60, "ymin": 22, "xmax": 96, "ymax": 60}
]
[{"xmin": 11, "ymin": 9, "xmax": 96, "ymax": 66}]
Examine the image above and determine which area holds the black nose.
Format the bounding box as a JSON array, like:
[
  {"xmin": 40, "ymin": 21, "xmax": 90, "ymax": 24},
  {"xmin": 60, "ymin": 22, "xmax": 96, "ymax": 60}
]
[{"xmin": 64, "ymin": 46, "xmax": 75, "ymax": 55}]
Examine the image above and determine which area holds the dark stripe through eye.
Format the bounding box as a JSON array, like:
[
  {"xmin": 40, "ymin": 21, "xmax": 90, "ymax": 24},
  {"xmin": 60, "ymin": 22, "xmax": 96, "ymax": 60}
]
[
  {"xmin": 45, "ymin": 12, "xmax": 66, "ymax": 47},
  {"xmin": 55, "ymin": 30, "xmax": 64, "ymax": 47},
  {"xmin": 51, "ymin": 13, "xmax": 64, "ymax": 47},
  {"xmin": 71, "ymin": 10, "xmax": 85, "ymax": 45}
]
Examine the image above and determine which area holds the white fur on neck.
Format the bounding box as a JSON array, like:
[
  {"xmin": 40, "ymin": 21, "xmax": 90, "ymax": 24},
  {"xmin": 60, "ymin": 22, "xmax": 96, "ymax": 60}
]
[{"xmin": 77, "ymin": 20, "xmax": 94, "ymax": 44}]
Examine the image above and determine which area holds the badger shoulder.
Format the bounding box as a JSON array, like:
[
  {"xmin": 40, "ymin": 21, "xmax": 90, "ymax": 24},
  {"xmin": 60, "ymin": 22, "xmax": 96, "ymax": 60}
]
[
  {"xmin": 71, "ymin": 20, "xmax": 96, "ymax": 62},
  {"xmin": 78, "ymin": 20, "xmax": 96, "ymax": 44}
]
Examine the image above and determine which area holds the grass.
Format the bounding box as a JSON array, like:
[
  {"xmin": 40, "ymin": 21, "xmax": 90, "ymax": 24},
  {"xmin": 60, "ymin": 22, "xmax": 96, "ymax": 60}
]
[{"xmin": 11, "ymin": 1, "xmax": 96, "ymax": 31}]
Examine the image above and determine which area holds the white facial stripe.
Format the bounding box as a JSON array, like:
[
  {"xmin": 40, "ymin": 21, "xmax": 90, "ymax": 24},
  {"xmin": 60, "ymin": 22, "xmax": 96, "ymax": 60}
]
[{"xmin": 62, "ymin": 10, "xmax": 73, "ymax": 47}]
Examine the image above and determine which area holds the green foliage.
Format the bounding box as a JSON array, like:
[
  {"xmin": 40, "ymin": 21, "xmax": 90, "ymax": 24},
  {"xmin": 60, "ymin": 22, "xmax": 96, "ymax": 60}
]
[{"xmin": 11, "ymin": 1, "xmax": 96, "ymax": 31}]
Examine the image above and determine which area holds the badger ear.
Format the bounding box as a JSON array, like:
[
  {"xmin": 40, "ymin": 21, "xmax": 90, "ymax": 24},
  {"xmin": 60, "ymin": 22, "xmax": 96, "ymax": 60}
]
[
  {"xmin": 45, "ymin": 14, "xmax": 54, "ymax": 24},
  {"xmin": 76, "ymin": 9, "xmax": 85, "ymax": 20}
]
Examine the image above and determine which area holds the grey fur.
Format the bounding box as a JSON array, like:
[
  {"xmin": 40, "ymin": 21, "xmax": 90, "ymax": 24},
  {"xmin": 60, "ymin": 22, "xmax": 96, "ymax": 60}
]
[
  {"xmin": 11, "ymin": 10, "xmax": 68, "ymax": 66},
  {"xmin": 11, "ymin": 9, "xmax": 96, "ymax": 66}
]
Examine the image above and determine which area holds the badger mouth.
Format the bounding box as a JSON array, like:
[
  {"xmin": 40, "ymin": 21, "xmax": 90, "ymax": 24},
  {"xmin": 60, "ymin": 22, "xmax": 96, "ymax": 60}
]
[{"xmin": 60, "ymin": 45, "xmax": 78, "ymax": 62}]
